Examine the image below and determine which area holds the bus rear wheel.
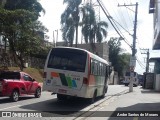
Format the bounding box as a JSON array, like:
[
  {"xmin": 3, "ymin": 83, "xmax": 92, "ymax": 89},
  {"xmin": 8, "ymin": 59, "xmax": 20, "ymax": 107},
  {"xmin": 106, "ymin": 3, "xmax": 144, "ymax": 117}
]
[
  {"xmin": 57, "ymin": 94, "xmax": 67, "ymax": 101},
  {"xmin": 89, "ymin": 90, "xmax": 97, "ymax": 104}
]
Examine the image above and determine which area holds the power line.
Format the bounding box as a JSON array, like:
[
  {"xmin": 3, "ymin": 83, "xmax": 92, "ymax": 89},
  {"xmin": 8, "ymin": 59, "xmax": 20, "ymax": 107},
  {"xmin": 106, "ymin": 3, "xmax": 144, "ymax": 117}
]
[
  {"xmin": 109, "ymin": 0, "xmax": 131, "ymax": 34},
  {"xmin": 136, "ymin": 57, "xmax": 145, "ymax": 69},
  {"xmin": 116, "ymin": 0, "xmax": 130, "ymax": 31},
  {"xmin": 97, "ymin": 0, "xmax": 132, "ymax": 48},
  {"xmin": 111, "ymin": 18, "xmax": 132, "ymax": 36}
]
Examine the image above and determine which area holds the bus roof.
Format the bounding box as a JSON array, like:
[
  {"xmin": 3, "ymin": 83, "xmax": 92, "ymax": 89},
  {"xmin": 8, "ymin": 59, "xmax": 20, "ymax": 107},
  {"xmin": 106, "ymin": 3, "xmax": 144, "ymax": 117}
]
[{"xmin": 53, "ymin": 46, "xmax": 110, "ymax": 65}]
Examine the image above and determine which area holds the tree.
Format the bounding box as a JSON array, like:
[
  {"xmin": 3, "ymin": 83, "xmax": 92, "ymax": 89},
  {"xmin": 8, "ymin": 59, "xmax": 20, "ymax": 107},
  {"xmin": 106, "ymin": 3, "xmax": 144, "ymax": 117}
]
[
  {"xmin": 118, "ymin": 53, "xmax": 131, "ymax": 76},
  {"xmin": 81, "ymin": 3, "xmax": 108, "ymax": 51},
  {"xmin": 108, "ymin": 37, "xmax": 121, "ymax": 68},
  {"xmin": 0, "ymin": 0, "xmax": 47, "ymax": 71},
  {"xmin": 0, "ymin": 0, "xmax": 6, "ymax": 7},
  {"xmin": 4, "ymin": 0, "xmax": 45, "ymax": 20},
  {"xmin": 108, "ymin": 37, "xmax": 131, "ymax": 77},
  {"xmin": 0, "ymin": 9, "xmax": 48, "ymax": 71},
  {"xmin": 61, "ymin": 0, "xmax": 82, "ymax": 47}
]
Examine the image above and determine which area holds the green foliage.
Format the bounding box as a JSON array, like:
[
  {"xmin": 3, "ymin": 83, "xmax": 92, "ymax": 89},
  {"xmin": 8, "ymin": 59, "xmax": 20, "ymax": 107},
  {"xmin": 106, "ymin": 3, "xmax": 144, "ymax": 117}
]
[
  {"xmin": 117, "ymin": 53, "xmax": 131, "ymax": 76},
  {"xmin": 61, "ymin": 0, "xmax": 82, "ymax": 46},
  {"xmin": 0, "ymin": 1, "xmax": 48, "ymax": 71},
  {"xmin": 81, "ymin": 3, "xmax": 108, "ymax": 47},
  {"xmin": 108, "ymin": 37, "xmax": 131, "ymax": 77},
  {"xmin": 8, "ymin": 67, "xmax": 43, "ymax": 82},
  {"xmin": 81, "ymin": 3, "xmax": 108, "ymax": 51},
  {"xmin": 4, "ymin": 0, "xmax": 45, "ymax": 20},
  {"xmin": 61, "ymin": 1, "xmax": 108, "ymax": 49}
]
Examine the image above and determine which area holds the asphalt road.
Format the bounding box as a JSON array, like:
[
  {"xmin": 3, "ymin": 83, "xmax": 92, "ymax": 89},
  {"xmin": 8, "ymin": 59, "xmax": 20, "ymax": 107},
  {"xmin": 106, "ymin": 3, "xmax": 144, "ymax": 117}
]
[{"xmin": 0, "ymin": 85, "xmax": 129, "ymax": 119}]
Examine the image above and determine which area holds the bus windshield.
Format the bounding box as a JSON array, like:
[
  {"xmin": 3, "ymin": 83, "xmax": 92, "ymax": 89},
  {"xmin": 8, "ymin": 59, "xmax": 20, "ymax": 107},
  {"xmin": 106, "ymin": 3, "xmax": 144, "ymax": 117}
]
[{"xmin": 47, "ymin": 48, "xmax": 87, "ymax": 72}]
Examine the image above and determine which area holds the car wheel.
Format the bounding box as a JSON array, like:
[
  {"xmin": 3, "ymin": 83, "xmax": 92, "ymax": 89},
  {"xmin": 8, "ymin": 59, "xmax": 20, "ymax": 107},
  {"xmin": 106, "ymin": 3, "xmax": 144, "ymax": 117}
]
[
  {"xmin": 35, "ymin": 87, "xmax": 41, "ymax": 98},
  {"xmin": 10, "ymin": 90, "xmax": 19, "ymax": 102}
]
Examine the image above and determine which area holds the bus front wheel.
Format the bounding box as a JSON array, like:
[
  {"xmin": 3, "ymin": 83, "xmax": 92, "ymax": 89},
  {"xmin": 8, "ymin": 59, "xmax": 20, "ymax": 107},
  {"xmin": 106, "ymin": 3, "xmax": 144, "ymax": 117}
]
[{"xmin": 101, "ymin": 86, "xmax": 108, "ymax": 98}]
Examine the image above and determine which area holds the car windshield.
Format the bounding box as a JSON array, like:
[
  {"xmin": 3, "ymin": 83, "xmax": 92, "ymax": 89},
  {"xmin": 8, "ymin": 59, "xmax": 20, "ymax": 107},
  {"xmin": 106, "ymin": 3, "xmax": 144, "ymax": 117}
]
[{"xmin": 0, "ymin": 72, "xmax": 20, "ymax": 80}]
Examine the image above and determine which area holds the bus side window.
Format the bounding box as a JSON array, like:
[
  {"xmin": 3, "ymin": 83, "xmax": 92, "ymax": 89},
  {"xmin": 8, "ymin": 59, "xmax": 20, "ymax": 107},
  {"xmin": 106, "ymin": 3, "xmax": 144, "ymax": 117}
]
[
  {"xmin": 97, "ymin": 62, "xmax": 100, "ymax": 76},
  {"xmin": 102, "ymin": 64, "xmax": 105, "ymax": 76},
  {"xmin": 101, "ymin": 64, "xmax": 103, "ymax": 76},
  {"xmin": 100, "ymin": 63, "xmax": 102, "ymax": 76},
  {"xmin": 95, "ymin": 61, "xmax": 98, "ymax": 75},
  {"xmin": 91, "ymin": 59, "xmax": 94, "ymax": 74},
  {"xmin": 101, "ymin": 63, "xmax": 104, "ymax": 76}
]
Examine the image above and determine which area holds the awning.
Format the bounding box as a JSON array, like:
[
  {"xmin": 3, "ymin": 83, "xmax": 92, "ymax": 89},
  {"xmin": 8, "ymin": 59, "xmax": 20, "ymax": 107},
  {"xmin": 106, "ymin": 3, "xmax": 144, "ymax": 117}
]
[
  {"xmin": 149, "ymin": 0, "xmax": 155, "ymax": 13},
  {"xmin": 149, "ymin": 57, "xmax": 160, "ymax": 62}
]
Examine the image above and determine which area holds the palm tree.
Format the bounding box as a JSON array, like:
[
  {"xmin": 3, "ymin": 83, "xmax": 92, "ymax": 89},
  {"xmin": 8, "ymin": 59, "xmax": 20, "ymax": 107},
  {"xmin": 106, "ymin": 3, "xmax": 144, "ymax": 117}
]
[
  {"xmin": 62, "ymin": 17, "xmax": 75, "ymax": 47},
  {"xmin": 81, "ymin": 3, "xmax": 108, "ymax": 51},
  {"xmin": 61, "ymin": 0, "xmax": 82, "ymax": 47},
  {"xmin": 0, "ymin": 0, "xmax": 6, "ymax": 6}
]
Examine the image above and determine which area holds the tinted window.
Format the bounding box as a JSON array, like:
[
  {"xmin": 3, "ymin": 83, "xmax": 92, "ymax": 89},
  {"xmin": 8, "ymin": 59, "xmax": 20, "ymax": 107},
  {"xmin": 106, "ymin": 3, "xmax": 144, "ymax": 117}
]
[
  {"xmin": 47, "ymin": 48, "xmax": 87, "ymax": 72},
  {"xmin": 90, "ymin": 58, "xmax": 107, "ymax": 76},
  {"xmin": 23, "ymin": 75, "xmax": 33, "ymax": 81},
  {"xmin": 125, "ymin": 72, "xmax": 130, "ymax": 76},
  {"xmin": 125, "ymin": 72, "xmax": 137, "ymax": 77},
  {"xmin": 0, "ymin": 72, "xmax": 20, "ymax": 80}
]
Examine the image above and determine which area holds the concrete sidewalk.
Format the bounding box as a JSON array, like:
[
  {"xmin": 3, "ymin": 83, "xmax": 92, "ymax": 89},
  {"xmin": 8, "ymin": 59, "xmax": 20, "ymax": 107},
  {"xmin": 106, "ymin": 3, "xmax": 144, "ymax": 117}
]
[{"xmin": 84, "ymin": 86, "xmax": 160, "ymax": 120}]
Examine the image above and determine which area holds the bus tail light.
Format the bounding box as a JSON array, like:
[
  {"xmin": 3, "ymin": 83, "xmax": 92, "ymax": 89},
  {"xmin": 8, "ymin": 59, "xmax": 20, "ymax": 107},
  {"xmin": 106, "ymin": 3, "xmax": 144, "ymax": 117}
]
[
  {"xmin": 43, "ymin": 72, "xmax": 47, "ymax": 78},
  {"xmin": 83, "ymin": 77, "xmax": 88, "ymax": 85}
]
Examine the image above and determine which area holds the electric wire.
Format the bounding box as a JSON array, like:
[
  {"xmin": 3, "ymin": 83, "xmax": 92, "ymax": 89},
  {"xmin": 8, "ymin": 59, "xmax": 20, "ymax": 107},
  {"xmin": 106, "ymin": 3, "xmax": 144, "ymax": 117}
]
[
  {"xmin": 123, "ymin": 0, "xmax": 132, "ymax": 32},
  {"xmin": 111, "ymin": 18, "xmax": 132, "ymax": 36},
  {"xmin": 116, "ymin": 0, "xmax": 129, "ymax": 30},
  {"xmin": 97, "ymin": 0, "xmax": 132, "ymax": 48}
]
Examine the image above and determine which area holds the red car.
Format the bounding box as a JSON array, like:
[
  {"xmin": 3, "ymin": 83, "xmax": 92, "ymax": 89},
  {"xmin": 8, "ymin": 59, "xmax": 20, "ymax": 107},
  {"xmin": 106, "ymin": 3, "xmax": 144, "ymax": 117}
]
[{"xmin": 0, "ymin": 71, "xmax": 41, "ymax": 102}]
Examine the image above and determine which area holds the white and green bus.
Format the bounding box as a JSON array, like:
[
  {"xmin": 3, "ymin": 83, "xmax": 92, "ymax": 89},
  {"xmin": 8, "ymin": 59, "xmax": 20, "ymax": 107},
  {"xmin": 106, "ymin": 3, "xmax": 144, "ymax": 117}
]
[{"xmin": 43, "ymin": 47, "xmax": 110, "ymax": 103}]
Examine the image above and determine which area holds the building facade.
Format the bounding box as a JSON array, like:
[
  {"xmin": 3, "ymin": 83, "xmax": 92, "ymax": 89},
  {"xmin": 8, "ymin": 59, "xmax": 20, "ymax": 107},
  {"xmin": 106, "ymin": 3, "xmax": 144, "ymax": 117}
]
[
  {"xmin": 149, "ymin": 0, "xmax": 160, "ymax": 49},
  {"xmin": 149, "ymin": 0, "xmax": 160, "ymax": 91},
  {"xmin": 56, "ymin": 42, "xmax": 109, "ymax": 62}
]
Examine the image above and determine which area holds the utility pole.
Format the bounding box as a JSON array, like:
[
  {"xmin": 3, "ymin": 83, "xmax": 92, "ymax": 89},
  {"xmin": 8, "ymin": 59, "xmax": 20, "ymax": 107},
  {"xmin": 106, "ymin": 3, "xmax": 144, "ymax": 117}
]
[
  {"xmin": 118, "ymin": 2, "xmax": 138, "ymax": 92},
  {"xmin": 53, "ymin": 29, "xmax": 59, "ymax": 47},
  {"xmin": 53, "ymin": 31, "xmax": 55, "ymax": 47},
  {"xmin": 141, "ymin": 48, "xmax": 150, "ymax": 73}
]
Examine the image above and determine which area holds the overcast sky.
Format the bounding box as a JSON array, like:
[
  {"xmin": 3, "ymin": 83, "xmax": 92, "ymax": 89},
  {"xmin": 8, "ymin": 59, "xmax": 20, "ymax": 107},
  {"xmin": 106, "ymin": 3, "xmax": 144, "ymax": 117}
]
[{"xmin": 39, "ymin": 0, "xmax": 158, "ymax": 74}]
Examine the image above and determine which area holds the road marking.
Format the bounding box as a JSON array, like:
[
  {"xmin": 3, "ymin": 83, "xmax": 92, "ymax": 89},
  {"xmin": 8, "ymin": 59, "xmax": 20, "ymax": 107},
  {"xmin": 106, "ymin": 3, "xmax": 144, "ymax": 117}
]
[{"xmin": 0, "ymin": 105, "xmax": 21, "ymax": 111}]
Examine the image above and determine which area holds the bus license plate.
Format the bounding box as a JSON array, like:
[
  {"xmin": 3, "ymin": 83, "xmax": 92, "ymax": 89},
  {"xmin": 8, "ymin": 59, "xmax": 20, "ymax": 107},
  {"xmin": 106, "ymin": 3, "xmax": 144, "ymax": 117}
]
[{"xmin": 58, "ymin": 89, "xmax": 67, "ymax": 94}]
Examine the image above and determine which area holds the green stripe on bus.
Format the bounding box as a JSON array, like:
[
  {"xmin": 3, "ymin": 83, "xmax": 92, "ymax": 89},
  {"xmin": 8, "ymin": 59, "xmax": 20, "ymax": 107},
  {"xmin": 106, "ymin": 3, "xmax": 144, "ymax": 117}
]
[
  {"xmin": 66, "ymin": 77, "xmax": 72, "ymax": 88},
  {"xmin": 59, "ymin": 73, "xmax": 68, "ymax": 86}
]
